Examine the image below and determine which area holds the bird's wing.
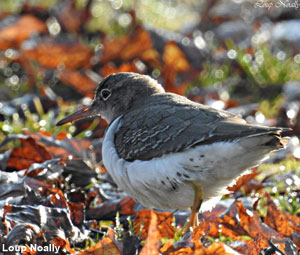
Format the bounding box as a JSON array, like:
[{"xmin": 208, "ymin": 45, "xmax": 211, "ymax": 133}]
[{"xmin": 114, "ymin": 93, "xmax": 286, "ymax": 161}]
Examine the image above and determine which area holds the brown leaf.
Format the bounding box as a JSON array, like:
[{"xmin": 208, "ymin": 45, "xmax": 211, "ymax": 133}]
[
  {"xmin": 100, "ymin": 26, "xmax": 159, "ymax": 66},
  {"xmin": 204, "ymin": 242, "xmax": 239, "ymax": 255},
  {"xmin": 163, "ymin": 247, "xmax": 194, "ymax": 255},
  {"xmin": 221, "ymin": 200, "xmax": 283, "ymax": 241},
  {"xmin": 55, "ymin": 132, "xmax": 68, "ymax": 140},
  {"xmin": 0, "ymin": 15, "xmax": 47, "ymax": 50},
  {"xmin": 23, "ymin": 131, "xmax": 93, "ymax": 159},
  {"xmin": 133, "ymin": 209, "xmax": 174, "ymax": 240},
  {"xmin": 228, "ymin": 238, "xmax": 257, "ymax": 255},
  {"xmin": 56, "ymin": 0, "xmax": 92, "ymax": 33},
  {"xmin": 6, "ymin": 137, "xmax": 51, "ymax": 170},
  {"xmin": 253, "ymin": 234, "xmax": 290, "ymax": 255},
  {"xmin": 265, "ymin": 197, "xmax": 292, "ymax": 236},
  {"xmin": 23, "ymin": 41, "xmax": 93, "ymax": 69},
  {"xmin": 23, "ymin": 246, "xmax": 37, "ymax": 255},
  {"xmin": 162, "ymin": 41, "xmax": 190, "ymax": 94},
  {"xmin": 100, "ymin": 62, "xmax": 138, "ymax": 77},
  {"xmin": 161, "ymin": 239, "xmax": 239, "ymax": 255},
  {"xmin": 52, "ymin": 236, "xmax": 76, "ymax": 254},
  {"xmin": 192, "ymin": 205, "xmax": 227, "ymax": 238},
  {"xmin": 58, "ymin": 70, "xmax": 97, "ymax": 98},
  {"xmin": 49, "ymin": 188, "xmax": 68, "ymax": 208},
  {"xmin": 140, "ymin": 210, "xmax": 160, "ymax": 255},
  {"xmin": 119, "ymin": 197, "xmax": 136, "ymax": 215},
  {"xmin": 77, "ymin": 237, "xmax": 121, "ymax": 255},
  {"xmin": 227, "ymin": 169, "xmax": 262, "ymax": 194},
  {"xmin": 265, "ymin": 195, "xmax": 300, "ymax": 246},
  {"xmin": 163, "ymin": 41, "xmax": 189, "ymax": 73},
  {"xmin": 160, "ymin": 238, "xmax": 194, "ymax": 255}
]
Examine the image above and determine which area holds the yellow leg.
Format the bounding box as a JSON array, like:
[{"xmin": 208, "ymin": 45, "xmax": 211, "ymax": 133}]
[{"xmin": 184, "ymin": 181, "xmax": 203, "ymax": 232}]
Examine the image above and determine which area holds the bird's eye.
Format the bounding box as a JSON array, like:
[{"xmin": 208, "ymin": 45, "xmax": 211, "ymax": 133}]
[{"xmin": 100, "ymin": 89, "xmax": 111, "ymax": 100}]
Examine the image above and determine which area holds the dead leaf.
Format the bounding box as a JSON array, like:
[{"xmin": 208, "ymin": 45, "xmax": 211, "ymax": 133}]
[
  {"xmin": 221, "ymin": 200, "xmax": 283, "ymax": 241},
  {"xmin": 101, "ymin": 62, "xmax": 138, "ymax": 77},
  {"xmin": 52, "ymin": 236, "xmax": 76, "ymax": 254},
  {"xmin": 77, "ymin": 237, "xmax": 121, "ymax": 255},
  {"xmin": 23, "ymin": 41, "xmax": 93, "ymax": 69},
  {"xmin": 192, "ymin": 205, "xmax": 227, "ymax": 238},
  {"xmin": 58, "ymin": 70, "xmax": 97, "ymax": 98},
  {"xmin": 204, "ymin": 242, "xmax": 239, "ymax": 255},
  {"xmin": 162, "ymin": 41, "xmax": 190, "ymax": 94},
  {"xmin": 265, "ymin": 195, "xmax": 300, "ymax": 246},
  {"xmin": 265, "ymin": 197, "xmax": 292, "ymax": 236},
  {"xmin": 56, "ymin": 0, "xmax": 92, "ymax": 33},
  {"xmin": 68, "ymin": 202, "xmax": 84, "ymax": 226},
  {"xmin": 119, "ymin": 197, "xmax": 136, "ymax": 215},
  {"xmin": 160, "ymin": 237, "xmax": 194, "ymax": 255},
  {"xmin": 49, "ymin": 188, "xmax": 68, "ymax": 208},
  {"xmin": 22, "ymin": 131, "xmax": 93, "ymax": 159},
  {"xmin": 228, "ymin": 169, "xmax": 262, "ymax": 194},
  {"xmin": 0, "ymin": 15, "xmax": 47, "ymax": 50},
  {"xmin": 100, "ymin": 26, "xmax": 159, "ymax": 66},
  {"xmin": 163, "ymin": 41, "xmax": 189, "ymax": 73},
  {"xmin": 140, "ymin": 210, "xmax": 160, "ymax": 255},
  {"xmin": 6, "ymin": 137, "xmax": 51, "ymax": 170},
  {"xmin": 133, "ymin": 209, "xmax": 174, "ymax": 240}
]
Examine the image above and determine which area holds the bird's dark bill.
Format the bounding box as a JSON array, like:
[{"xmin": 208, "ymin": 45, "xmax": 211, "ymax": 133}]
[{"xmin": 56, "ymin": 105, "xmax": 94, "ymax": 126}]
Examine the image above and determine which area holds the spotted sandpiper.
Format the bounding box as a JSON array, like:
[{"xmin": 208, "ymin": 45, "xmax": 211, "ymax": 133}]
[{"xmin": 57, "ymin": 72, "xmax": 289, "ymax": 229}]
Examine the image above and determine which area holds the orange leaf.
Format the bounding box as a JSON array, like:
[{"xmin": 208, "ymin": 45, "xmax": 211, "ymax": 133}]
[
  {"xmin": 228, "ymin": 169, "xmax": 262, "ymax": 194},
  {"xmin": 23, "ymin": 41, "xmax": 93, "ymax": 69},
  {"xmin": 160, "ymin": 239, "xmax": 194, "ymax": 255},
  {"xmin": 22, "ymin": 131, "xmax": 92, "ymax": 158},
  {"xmin": 101, "ymin": 62, "xmax": 138, "ymax": 77},
  {"xmin": 68, "ymin": 201, "xmax": 84, "ymax": 226},
  {"xmin": 52, "ymin": 236, "xmax": 76, "ymax": 254},
  {"xmin": 221, "ymin": 200, "xmax": 282, "ymax": 241},
  {"xmin": 141, "ymin": 49, "xmax": 161, "ymax": 68},
  {"xmin": 55, "ymin": 132, "xmax": 68, "ymax": 140},
  {"xmin": 101, "ymin": 27, "xmax": 159, "ymax": 66},
  {"xmin": 161, "ymin": 42, "xmax": 190, "ymax": 93},
  {"xmin": 77, "ymin": 237, "xmax": 121, "ymax": 255},
  {"xmin": 133, "ymin": 209, "xmax": 174, "ymax": 239},
  {"xmin": 161, "ymin": 240, "xmax": 237, "ymax": 255},
  {"xmin": 163, "ymin": 41, "xmax": 189, "ymax": 73},
  {"xmin": 48, "ymin": 188, "xmax": 68, "ymax": 208},
  {"xmin": 265, "ymin": 198, "xmax": 292, "ymax": 236},
  {"xmin": 204, "ymin": 242, "xmax": 238, "ymax": 255},
  {"xmin": 58, "ymin": 70, "xmax": 97, "ymax": 98},
  {"xmin": 0, "ymin": 15, "xmax": 47, "ymax": 50},
  {"xmin": 119, "ymin": 197, "xmax": 136, "ymax": 215},
  {"xmin": 265, "ymin": 195, "xmax": 300, "ymax": 246},
  {"xmin": 192, "ymin": 205, "xmax": 227, "ymax": 238},
  {"xmin": 6, "ymin": 137, "xmax": 51, "ymax": 170},
  {"xmin": 140, "ymin": 210, "xmax": 160, "ymax": 255}
]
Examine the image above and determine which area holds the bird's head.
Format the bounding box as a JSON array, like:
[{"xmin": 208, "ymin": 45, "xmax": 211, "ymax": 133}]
[{"xmin": 56, "ymin": 72, "xmax": 165, "ymax": 126}]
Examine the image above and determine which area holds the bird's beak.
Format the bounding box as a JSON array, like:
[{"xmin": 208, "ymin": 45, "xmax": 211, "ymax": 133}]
[{"xmin": 56, "ymin": 105, "xmax": 96, "ymax": 126}]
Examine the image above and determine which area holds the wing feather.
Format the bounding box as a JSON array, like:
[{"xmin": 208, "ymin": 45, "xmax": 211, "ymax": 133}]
[{"xmin": 114, "ymin": 93, "xmax": 287, "ymax": 161}]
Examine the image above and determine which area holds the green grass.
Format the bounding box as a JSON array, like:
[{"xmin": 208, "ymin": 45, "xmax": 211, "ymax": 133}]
[
  {"xmin": 227, "ymin": 41, "xmax": 300, "ymax": 86},
  {"xmin": 257, "ymin": 159, "xmax": 300, "ymax": 216}
]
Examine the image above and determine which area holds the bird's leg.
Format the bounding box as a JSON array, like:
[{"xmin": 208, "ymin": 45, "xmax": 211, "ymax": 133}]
[{"xmin": 184, "ymin": 181, "xmax": 203, "ymax": 232}]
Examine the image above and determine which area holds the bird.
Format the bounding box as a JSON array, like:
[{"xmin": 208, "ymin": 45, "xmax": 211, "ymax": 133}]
[{"xmin": 57, "ymin": 72, "xmax": 289, "ymax": 230}]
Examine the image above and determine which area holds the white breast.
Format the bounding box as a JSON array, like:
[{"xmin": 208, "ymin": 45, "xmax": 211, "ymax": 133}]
[{"xmin": 102, "ymin": 116, "xmax": 271, "ymax": 211}]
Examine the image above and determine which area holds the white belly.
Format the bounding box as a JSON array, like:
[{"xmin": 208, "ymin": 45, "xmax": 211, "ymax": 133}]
[{"xmin": 102, "ymin": 116, "xmax": 270, "ymax": 211}]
